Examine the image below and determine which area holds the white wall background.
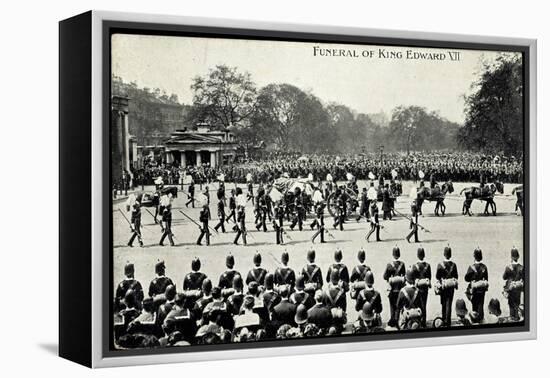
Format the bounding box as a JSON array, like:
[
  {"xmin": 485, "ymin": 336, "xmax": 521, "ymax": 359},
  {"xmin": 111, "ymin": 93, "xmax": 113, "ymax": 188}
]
[{"xmin": 0, "ymin": 0, "xmax": 545, "ymax": 375}]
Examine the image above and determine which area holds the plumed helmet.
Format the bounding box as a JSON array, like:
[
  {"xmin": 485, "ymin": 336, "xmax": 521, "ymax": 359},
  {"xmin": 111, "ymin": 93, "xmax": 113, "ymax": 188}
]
[
  {"xmin": 334, "ymin": 249, "xmax": 343, "ymax": 262},
  {"xmin": 124, "ymin": 262, "xmax": 135, "ymax": 276},
  {"xmin": 281, "ymin": 252, "xmax": 289, "ymax": 264},
  {"xmin": 417, "ymin": 247, "xmax": 425, "ymax": 260},
  {"xmin": 307, "ymin": 249, "xmax": 316, "ymax": 262},
  {"xmin": 358, "ymin": 248, "xmax": 366, "ymax": 263},
  {"xmin": 191, "ymin": 257, "xmax": 201, "ymax": 272},
  {"xmin": 226, "ymin": 254, "xmax": 235, "ymax": 268},
  {"xmin": 473, "ymin": 248, "xmax": 483, "ymax": 261},
  {"xmin": 511, "ymin": 247, "xmax": 520, "ymax": 261},
  {"xmin": 253, "ymin": 252, "xmax": 262, "ymax": 266},
  {"xmin": 392, "ymin": 246, "xmax": 401, "ymax": 259},
  {"xmin": 155, "ymin": 260, "xmax": 166, "ymax": 274},
  {"xmin": 365, "ymin": 270, "xmax": 374, "ymax": 285},
  {"xmin": 444, "ymin": 246, "xmax": 452, "ymax": 259}
]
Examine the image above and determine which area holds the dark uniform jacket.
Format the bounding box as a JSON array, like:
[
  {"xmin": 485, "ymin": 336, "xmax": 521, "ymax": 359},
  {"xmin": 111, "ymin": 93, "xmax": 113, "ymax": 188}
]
[
  {"xmin": 116, "ymin": 278, "xmax": 144, "ymax": 305},
  {"xmin": 350, "ymin": 264, "xmax": 371, "ymax": 283},
  {"xmin": 246, "ymin": 267, "xmax": 268, "ymax": 286},
  {"xmin": 274, "ymin": 266, "xmax": 296, "ymax": 288},
  {"xmin": 412, "ymin": 261, "xmax": 432, "ymax": 291},
  {"xmin": 217, "ymin": 200, "xmax": 225, "ymax": 218},
  {"xmin": 183, "ymin": 272, "xmax": 207, "ymax": 291},
  {"xmin": 355, "ymin": 287, "xmax": 383, "ymax": 313},
  {"xmin": 326, "ymin": 263, "xmax": 350, "ymax": 284},
  {"xmin": 465, "ymin": 262, "xmax": 489, "ymax": 293},
  {"xmin": 218, "ymin": 269, "xmax": 239, "ymax": 289},
  {"xmin": 397, "ymin": 285, "xmax": 422, "ymax": 310},
  {"xmin": 271, "ymin": 299, "xmax": 297, "ymax": 327},
  {"xmin": 290, "ymin": 290, "xmax": 315, "ymax": 309},
  {"xmin": 383, "ymin": 260, "xmax": 406, "ymax": 293},
  {"xmin": 262, "ymin": 290, "xmax": 281, "ymax": 312},
  {"xmin": 435, "ymin": 260, "xmax": 458, "ymax": 294},
  {"xmin": 324, "ymin": 284, "xmax": 346, "ymax": 310},
  {"xmin": 148, "ymin": 276, "xmax": 175, "ymax": 298},
  {"xmin": 302, "ymin": 264, "xmax": 324, "ymax": 289},
  {"xmin": 503, "ymin": 262, "xmax": 524, "ymax": 290},
  {"xmin": 307, "ymin": 303, "xmax": 333, "ymax": 329}
]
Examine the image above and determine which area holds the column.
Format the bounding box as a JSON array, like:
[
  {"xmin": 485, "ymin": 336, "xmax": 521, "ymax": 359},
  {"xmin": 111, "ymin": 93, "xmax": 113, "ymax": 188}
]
[
  {"xmin": 196, "ymin": 150, "xmax": 202, "ymax": 166},
  {"xmin": 181, "ymin": 151, "xmax": 186, "ymax": 167},
  {"xmin": 210, "ymin": 150, "xmax": 217, "ymax": 168}
]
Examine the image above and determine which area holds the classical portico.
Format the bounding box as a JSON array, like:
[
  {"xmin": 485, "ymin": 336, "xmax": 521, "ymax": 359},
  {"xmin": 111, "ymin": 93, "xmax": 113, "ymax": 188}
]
[{"xmin": 164, "ymin": 123, "xmax": 238, "ymax": 168}]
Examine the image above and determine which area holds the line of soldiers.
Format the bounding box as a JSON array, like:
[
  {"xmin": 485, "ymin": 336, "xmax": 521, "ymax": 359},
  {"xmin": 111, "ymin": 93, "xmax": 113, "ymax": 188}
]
[{"xmin": 113, "ymin": 246, "xmax": 524, "ymax": 348}]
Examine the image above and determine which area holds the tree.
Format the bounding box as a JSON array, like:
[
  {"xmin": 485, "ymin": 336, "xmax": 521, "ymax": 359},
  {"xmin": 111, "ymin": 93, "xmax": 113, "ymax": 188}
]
[
  {"xmin": 388, "ymin": 106, "xmax": 425, "ymax": 154},
  {"xmin": 189, "ymin": 65, "xmax": 257, "ymax": 129},
  {"xmin": 458, "ymin": 54, "xmax": 523, "ymax": 156}
]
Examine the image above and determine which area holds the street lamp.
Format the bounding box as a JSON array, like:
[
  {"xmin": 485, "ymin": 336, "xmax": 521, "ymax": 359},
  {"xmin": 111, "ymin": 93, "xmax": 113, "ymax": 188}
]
[{"xmin": 379, "ymin": 145, "xmax": 384, "ymax": 166}]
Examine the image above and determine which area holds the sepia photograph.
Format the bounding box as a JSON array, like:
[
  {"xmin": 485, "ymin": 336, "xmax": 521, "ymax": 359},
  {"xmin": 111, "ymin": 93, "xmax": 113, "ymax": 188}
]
[{"xmin": 109, "ymin": 32, "xmax": 526, "ymax": 351}]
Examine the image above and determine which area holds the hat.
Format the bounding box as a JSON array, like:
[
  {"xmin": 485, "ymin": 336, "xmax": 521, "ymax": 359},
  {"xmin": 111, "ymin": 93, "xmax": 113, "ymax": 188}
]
[
  {"xmin": 155, "ymin": 260, "xmax": 166, "ymax": 274},
  {"xmin": 405, "ymin": 269, "xmax": 415, "ymax": 284},
  {"xmin": 365, "ymin": 270, "xmax": 374, "ymax": 285},
  {"xmin": 124, "ymin": 289, "xmax": 136, "ymax": 307},
  {"xmin": 334, "ymin": 249, "xmax": 343, "ymax": 262},
  {"xmin": 295, "ymin": 304, "xmax": 308, "ymax": 325},
  {"xmin": 232, "ymin": 274, "xmax": 243, "ymax": 290},
  {"xmin": 360, "ymin": 302, "xmax": 375, "ymax": 321},
  {"xmin": 264, "ymin": 273, "xmax": 274, "ymax": 289},
  {"xmin": 295, "ymin": 275, "xmax": 305, "ymax": 290},
  {"xmin": 473, "ymin": 248, "xmax": 483, "ymax": 261},
  {"xmin": 248, "ymin": 281, "xmax": 259, "ymax": 295},
  {"xmin": 455, "ymin": 298, "xmax": 468, "ymax": 317},
  {"xmin": 211, "ymin": 287, "xmax": 222, "ymax": 299},
  {"xmin": 191, "ymin": 257, "xmax": 201, "ymax": 272},
  {"xmin": 253, "ymin": 252, "xmax": 262, "ymax": 266},
  {"xmin": 281, "ymin": 252, "xmax": 289, "ymax": 264},
  {"xmin": 202, "ymin": 278, "xmax": 212, "ymax": 293},
  {"xmin": 488, "ymin": 298, "xmax": 502, "ymax": 317},
  {"xmin": 511, "ymin": 247, "xmax": 520, "ymax": 261},
  {"xmin": 444, "ymin": 246, "xmax": 452, "ymax": 259},
  {"xmin": 174, "ymin": 293, "xmax": 185, "ymax": 306},
  {"xmin": 124, "ymin": 262, "xmax": 134, "ymax": 276},
  {"xmin": 357, "ymin": 248, "xmax": 366, "ymax": 262},
  {"xmin": 226, "ymin": 254, "xmax": 235, "ymax": 268},
  {"xmin": 164, "ymin": 284, "xmax": 176, "ymax": 300},
  {"xmin": 392, "ymin": 246, "xmax": 401, "ymax": 259},
  {"xmin": 307, "ymin": 249, "xmax": 316, "ymax": 262},
  {"xmin": 417, "ymin": 247, "xmax": 425, "ymax": 260}
]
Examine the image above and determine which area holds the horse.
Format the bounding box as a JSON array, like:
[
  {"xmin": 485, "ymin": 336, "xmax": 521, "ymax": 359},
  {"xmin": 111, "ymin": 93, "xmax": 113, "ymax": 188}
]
[
  {"xmin": 460, "ymin": 181, "xmax": 504, "ymax": 216},
  {"xmin": 416, "ymin": 181, "xmax": 455, "ymax": 216},
  {"xmin": 512, "ymin": 185, "xmax": 524, "ymax": 216}
]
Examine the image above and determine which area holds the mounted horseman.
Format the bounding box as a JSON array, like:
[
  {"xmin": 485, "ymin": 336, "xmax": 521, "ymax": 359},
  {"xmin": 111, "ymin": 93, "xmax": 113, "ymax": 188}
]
[
  {"xmin": 460, "ymin": 180, "xmax": 504, "ymax": 216},
  {"xmin": 416, "ymin": 178, "xmax": 455, "ymax": 216}
]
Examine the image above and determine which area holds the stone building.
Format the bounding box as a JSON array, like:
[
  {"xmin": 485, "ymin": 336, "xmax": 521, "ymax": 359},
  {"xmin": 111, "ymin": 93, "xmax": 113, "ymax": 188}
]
[{"xmin": 111, "ymin": 95, "xmax": 136, "ymax": 184}]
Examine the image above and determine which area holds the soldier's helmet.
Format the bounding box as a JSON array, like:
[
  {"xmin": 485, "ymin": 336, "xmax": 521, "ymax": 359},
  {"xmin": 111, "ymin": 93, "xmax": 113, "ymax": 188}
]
[
  {"xmin": 444, "ymin": 246, "xmax": 452, "ymax": 259},
  {"xmin": 295, "ymin": 275, "xmax": 305, "ymax": 291},
  {"xmin": 511, "ymin": 247, "xmax": 520, "ymax": 261},
  {"xmin": 253, "ymin": 252, "xmax": 262, "ymax": 266},
  {"xmin": 155, "ymin": 260, "xmax": 166, "ymax": 275},
  {"xmin": 265, "ymin": 273, "xmax": 274, "ymax": 289},
  {"xmin": 334, "ymin": 249, "xmax": 343, "ymax": 262},
  {"xmin": 392, "ymin": 246, "xmax": 401, "ymax": 259},
  {"xmin": 191, "ymin": 257, "xmax": 201, "ymax": 272},
  {"xmin": 307, "ymin": 249, "xmax": 316, "ymax": 262},
  {"xmin": 488, "ymin": 298, "xmax": 502, "ymax": 317},
  {"xmin": 294, "ymin": 304, "xmax": 309, "ymax": 325},
  {"xmin": 455, "ymin": 298, "xmax": 468, "ymax": 318},
  {"xmin": 232, "ymin": 274, "xmax": 243, "ymax": 291},
  {"xmin": 124, "ymin": 289, "xmax": 137, "ymax": 308},
  {"xmin": 248, "ymin": 281, "xmax": 259, "ymax": 296},
  {"xmin": 124, "ymin": 262, "xmax": 135, "ymax": 277},
  {"xmin": 417, "ymin": 247, "xmax": 425, "ymax": 260},
  {"xmin": 202, "ymin": 278, "xmax": 213, "ymax": 293},
  {"xmin": 174, "ymin": 293, "xmax": 185, "ymax": 306},
  {"xmin": 360, "ymin": 302, "xmax": 375, "ymax": 321},
  {"xmin": 358, "ymin": 248, "xmax": 366, "ymax": 263},
  {"xmin": 226, "ymin": 254, "xmax": 235, "ymax": 268},
  {"xmin": 473, "ymin": 248, "xmax": 483, "ymax": 261},
  {"xmin": 211, "ymin": 286, "xmax": 222, "ymax": 299},
  {"xmin": 281, "ymin": 252, "xmax": 290, "ymax": 265},
  {"xmin": 165, "ymin": 284, "xmax": 177, "ymax": 301},
  {"xmin": 406, "ymin": 269, "xmax": 415, "ymax": 284},
  {"xmin": 365, "ymin": 270, "xmax": 374, "ymax": 285}
]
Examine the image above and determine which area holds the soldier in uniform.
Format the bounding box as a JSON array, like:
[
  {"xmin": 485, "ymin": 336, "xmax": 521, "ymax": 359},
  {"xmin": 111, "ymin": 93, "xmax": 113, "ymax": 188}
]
[
  {"xmin": 148, "ymin": 260, "xmax": 175, "ymax": 298},
  {"xmin": 503, "ymin": 247, "xmax": 524, "ymax": 320},
  {"xmin": 311, "ymin": 202, "xmax": 326, "ymax": 244},
  {"xmin": 255, "ymin": 194, "xmax": 268, "ymax": 232},
  {"xmin": 193, "ymin": 278, "xmax": 213, "ymax": 319},
  {"xmin": 350, "ymin": 248, "xmax": 371, "ymax": 283},
  {"xmin": 412, "ymin": 247, "xmax": 431, "ymax": 327},
  {"xmin": 290, "ymin": 197, "xmax": 304, "ymax": 231},
  {"xmin": 274, "ymin": 252, "xmax": 296, "ymax": 292},
  {"xmin": 218, "ymin": 254, "xmax": 239, "ymax": 289},
  {"xmin": 246, "ymin": 252, "xmax": 268, "ymax": 286},
  {"xmin": 159, "ymin": 204, "xmax": 175, "ymax": 246},
  {"xmin": 273, "ymin": 201, "xmax": 285, "ymax": 245},
  {"xmin": 163, "ymin": 293, "xmax": 196, "ymax": 342},
  {"xmin": 196, "ymin": 204, "xmax": 211, "ymax": 246},
  {"xmin": 366, "ymin": 202, "xmax": 381, "ymax": 242},
  {"xmin": 354, "ymin": 270, "xmax": 382, "ymax": 323},
  {"xmin": 382, "ymin": 184, "xmax": 393, "ymax": 220},
  {"xmin": 290, "ymin": 275, "xmax": 315, "ymax": 309},
  {"xmin": 324, "ymin": 270, "xmax": 347, "ymax": 311},
  {"xmin": 185, "ymin": 180, "xmax": 195, "ymax": 208},
  {"xmin": 406, "ymin": 200, "xmax": 420, "ymax": 243},
  {"xmin": 226, "ymin": 275, "xmax": 245, "ymax": 316},
  {"xmin": 332, "ymin": 194, "xmax": 345, "ymax": 231},
  {"xmin": 435, "ymin": 246, "xmax": 458, "ymax": 327},
  {"xmin": 226, "ymin": 189, "xmax": 237, "ymax": 224},
  {"xmin": 465, "ymin": 248, "xmax": 489, "ymax": 320},
  {"xmin": 397, "ymin": 269, "xmax": 423, "ymax": 329},
  {"xmin": 233, "ymin": 204, "xmax": 247, "ymax": 246},
  {"xmin": 115, "ymin": 263, "xmax": 144, "ymax": 312},
  {"xmin": 127, "ymin": 194, "xmax": 144, "ymax": 247},
  {"xmin": 183, "ymin": 257, "xmax": 207, "ymax": 292},
  {"xmin": 302, "ymin": 249, "xmax": 324, "ymax": 295},
  {"xmin": 356, "ymin": 187, "xmax": 370, "ymax": 222},
  {"xmin": 326, "ymin": 249, "xmax": 350, "ymax": 290},
  {"xmin": 213, "ymin": 192, "xmax": 226, "ymax": 233},
  {"xmin": 262, "ymin": 273, "xmax": 281, "ymax": 313},
  {"xmin": 383, "ymin": 246, "xmax": 406, "ymax": 327}
]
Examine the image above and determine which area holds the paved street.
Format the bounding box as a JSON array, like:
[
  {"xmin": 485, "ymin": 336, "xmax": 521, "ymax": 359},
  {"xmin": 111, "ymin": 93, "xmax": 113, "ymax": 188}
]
[{"xmin": 113, "ymin": 180, "xmax": 523, "ymax": 327}]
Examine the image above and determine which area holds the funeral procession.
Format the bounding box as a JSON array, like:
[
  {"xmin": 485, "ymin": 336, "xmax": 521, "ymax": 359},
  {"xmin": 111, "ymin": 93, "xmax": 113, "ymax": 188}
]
[{"xmin": 110, "ymin": 35, "xmax": 525, "ymax": 350}]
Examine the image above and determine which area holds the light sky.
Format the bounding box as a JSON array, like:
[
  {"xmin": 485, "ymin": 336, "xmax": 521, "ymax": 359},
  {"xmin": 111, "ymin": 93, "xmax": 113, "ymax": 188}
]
[{"xmin": 112, "ymin": 34, "xmax": 517, "ymax": 124}]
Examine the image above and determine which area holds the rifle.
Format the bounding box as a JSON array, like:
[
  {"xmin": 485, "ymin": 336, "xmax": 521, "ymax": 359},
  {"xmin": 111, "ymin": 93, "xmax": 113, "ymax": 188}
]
[
  {"xmin": 393, "ymin": 208, "xmax": 431, "ymax": 233},
  {"xmin": 178, "ymin": 210, "xmax": 216, "ymax": 237},
  {"xmin": 144, "ymin": 208, "xmax": 164, "ymax": 231},
  {"xmin": 117, "ymin": 208, "xmax": 150, "ymax": 234}
]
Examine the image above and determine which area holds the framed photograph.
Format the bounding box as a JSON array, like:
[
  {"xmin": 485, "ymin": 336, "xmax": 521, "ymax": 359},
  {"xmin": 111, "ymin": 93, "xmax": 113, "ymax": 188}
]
[{"xmin": 59, "ymin": 11, "xmax": 537, "ymax": 368}]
